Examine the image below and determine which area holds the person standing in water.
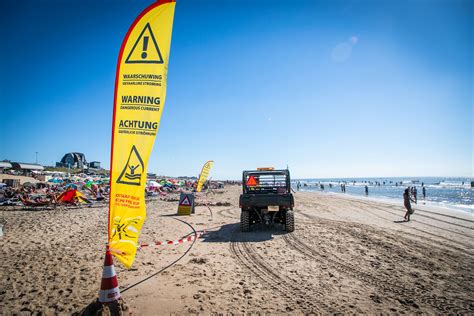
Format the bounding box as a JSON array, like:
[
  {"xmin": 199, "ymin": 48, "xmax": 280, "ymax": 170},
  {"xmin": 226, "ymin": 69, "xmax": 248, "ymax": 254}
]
[
  {"xmin": 365, "ymin": 185, "xmax": 368, "ymax": 196},
  {"xmin": 403, "ymin": 188, "xmax": 416, "ymax": 221},
  {"xmin": 422, "ymin": 186, "xmax": 426, "ymax": 200}
]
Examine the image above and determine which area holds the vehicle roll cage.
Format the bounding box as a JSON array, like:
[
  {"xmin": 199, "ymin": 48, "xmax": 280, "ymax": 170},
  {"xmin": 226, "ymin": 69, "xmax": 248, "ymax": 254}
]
[{"xmin": 242, "ymin": 169, "xmax": 291, "ymax": 194}]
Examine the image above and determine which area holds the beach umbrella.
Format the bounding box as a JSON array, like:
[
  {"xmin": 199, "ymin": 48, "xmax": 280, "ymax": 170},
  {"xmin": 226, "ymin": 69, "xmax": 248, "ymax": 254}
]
[
  {"xmin": 148, "ymin": 180, "xmax": 161, "ymax": 188},
  {"xmin": 66, "ymin": 183, "xmax": 78, "ymax": 189}
]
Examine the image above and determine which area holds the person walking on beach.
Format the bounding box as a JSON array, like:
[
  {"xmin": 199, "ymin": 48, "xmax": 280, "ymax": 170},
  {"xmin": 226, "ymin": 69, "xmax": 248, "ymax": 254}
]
[
  {"xmin": 365, "ymin": 185, "xmax": 368, "ymax": 196},
  {"xmin": 403, "ymin": 188, "xmax": 416, "ymax": 221},
  {"xmin": 422, "ymin": 186, "xmax": 426, "ymax": 200}
]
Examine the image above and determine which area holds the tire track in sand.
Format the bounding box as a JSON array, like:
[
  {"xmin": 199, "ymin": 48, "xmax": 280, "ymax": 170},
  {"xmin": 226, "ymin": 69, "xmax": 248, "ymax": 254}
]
[
  {"xmin": 349, "ymin": 199, "xmax": 473, "ymax": 231},
  {"xmin": 297, "ymin": 214, "xmax": 473, "ymax": 294},
  {"xmin": 229, "ymin": 230, "xmax": 337, "ymax": 314},
  {"xmin": 350, "ymin": 204, "xmax": 474, "ymax": 252},
  {"xmin": 216, "ymin": 208, "xmax": 239, "ymax": 220},
  {"xmin": 298, "ymin": 207, "xmax": 474, "ymax": 257},
  {"xmin": 283, "ymin": 232, "xmax": 473, "ymax": 314}
]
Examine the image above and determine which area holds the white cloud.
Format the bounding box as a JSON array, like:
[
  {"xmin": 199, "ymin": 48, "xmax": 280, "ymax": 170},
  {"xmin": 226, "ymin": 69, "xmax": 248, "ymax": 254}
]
[{"xmin": 331, "ymin": 36, "xmax": 359, "ymax": 63}]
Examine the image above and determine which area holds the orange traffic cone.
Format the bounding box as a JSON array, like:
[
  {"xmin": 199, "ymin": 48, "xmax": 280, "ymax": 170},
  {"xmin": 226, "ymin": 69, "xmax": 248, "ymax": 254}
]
[{"xmin": 98, "ymin": 247, "xmax": 121, "ymax": 303}]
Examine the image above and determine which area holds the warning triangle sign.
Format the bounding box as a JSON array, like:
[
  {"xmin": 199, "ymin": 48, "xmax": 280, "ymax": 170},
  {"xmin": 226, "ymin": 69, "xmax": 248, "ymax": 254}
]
[
  {"xmin": 246, "ymin": 176, "xmax": 257, "ymax": 186},
  {"xmin": 179, "ymin": 195, "xmax": 191, "ymax": 206},
  {"xmin": 117, "ymin": 145, "xmax": 145, "ymax": 186},
  {"xmin": 125, "ymin": 23, "xmax": 164, "ymax": 64}
]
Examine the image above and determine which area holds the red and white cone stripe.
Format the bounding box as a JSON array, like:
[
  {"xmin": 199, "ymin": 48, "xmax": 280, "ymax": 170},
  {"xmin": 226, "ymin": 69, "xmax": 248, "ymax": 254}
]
[
  {"xmin": 99, "ymin": 248, "xmax": 121, "ymax": 303},
  {"xmin": 139, "ymin": 231, "xmax": 205, "ymax": 249}
]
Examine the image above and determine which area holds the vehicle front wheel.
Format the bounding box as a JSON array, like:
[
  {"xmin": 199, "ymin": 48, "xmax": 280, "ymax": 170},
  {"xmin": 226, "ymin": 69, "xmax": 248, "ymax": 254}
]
[
  {"xmin": 285, "ymin": 210, "xmax": 294, "ymax": 232},
  {"xmin": 241, "ymin": 209, "xmax": 250, "ymax": 232}
]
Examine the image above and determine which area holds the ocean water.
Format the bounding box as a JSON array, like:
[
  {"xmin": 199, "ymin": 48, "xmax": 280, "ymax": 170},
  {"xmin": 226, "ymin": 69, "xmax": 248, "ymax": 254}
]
[{"xmin": 293, "ymin": 177, "xmax": 473, "ymax": 214}]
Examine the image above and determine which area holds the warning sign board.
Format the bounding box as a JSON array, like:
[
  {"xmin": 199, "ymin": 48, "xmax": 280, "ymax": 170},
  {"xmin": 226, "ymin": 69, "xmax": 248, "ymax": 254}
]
[
  {"xmin": 177, "ymin": 192, "xmax": 194, "ymax": 215},
  {"xmin": 125, "ymin": 23, "xmax": 164, "ymax": 64},
  {"xmin": 179, "ymin": 195, "xmax": 191, "ymax": 206},
  {"xmin": 117, "ymin": 145, "xmax": 144, "ymax": 186},
  {"xmin": 246, "ymin": 176, "xmax": 258, "ymax": 187}
]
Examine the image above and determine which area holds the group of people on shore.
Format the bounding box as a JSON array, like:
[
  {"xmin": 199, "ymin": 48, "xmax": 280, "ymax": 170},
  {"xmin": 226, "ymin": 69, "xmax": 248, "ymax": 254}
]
[
  {"xmin": 1, "ymin": 182, "xmax": 108, "ymax": 207},
  {"xmin": 1, "ymin": 176, "xmax": 227, "ymax": 208},
  {"xmin": 295, "ymin": 180, "xmax": 430, "ymax": 222}
]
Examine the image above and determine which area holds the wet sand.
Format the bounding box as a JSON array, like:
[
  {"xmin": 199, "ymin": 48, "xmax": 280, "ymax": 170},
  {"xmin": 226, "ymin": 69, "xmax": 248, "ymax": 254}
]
[{"xmin": 1, "ymin": 185, "xmax": 473, "ymax": 314}]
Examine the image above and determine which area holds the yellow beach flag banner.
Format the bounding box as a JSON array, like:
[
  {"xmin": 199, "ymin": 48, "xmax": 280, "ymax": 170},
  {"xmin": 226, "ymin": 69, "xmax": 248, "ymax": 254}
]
[
  {"xmin": 108, "ymin": 0, "xmax": 176, "ymax": 268},
  {"xmin": 196, "ymin": 161, "xmax": 214, "ymax": 192}
]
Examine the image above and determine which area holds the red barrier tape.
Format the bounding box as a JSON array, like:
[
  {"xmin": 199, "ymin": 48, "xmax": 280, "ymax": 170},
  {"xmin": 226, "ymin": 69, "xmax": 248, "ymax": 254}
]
[{"xmin": 139, "ymin": 231, "xmax": 205, "ymax": 249}]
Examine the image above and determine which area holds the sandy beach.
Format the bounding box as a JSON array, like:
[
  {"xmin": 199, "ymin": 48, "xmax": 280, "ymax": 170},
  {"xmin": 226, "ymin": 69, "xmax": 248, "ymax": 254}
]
[{"xmin": 1, "ymin": 185, "xmax": 473, "ymax": 314}]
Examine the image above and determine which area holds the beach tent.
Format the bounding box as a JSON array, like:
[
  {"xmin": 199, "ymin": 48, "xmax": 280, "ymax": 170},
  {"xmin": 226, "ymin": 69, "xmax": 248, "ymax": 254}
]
[{"xmin": 57, "ymin": 189, "xmax": 90, "ymax": 204}]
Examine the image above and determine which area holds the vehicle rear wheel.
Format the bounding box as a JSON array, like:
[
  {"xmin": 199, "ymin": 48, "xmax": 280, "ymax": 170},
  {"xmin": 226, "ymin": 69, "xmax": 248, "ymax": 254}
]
[
  {"xmin": 241, "ymin": 209, "xmax": 250, "ymax": 232},
  {"xmin": 285, "ymin": 210, "xmax": 294, "ymax": 232}
]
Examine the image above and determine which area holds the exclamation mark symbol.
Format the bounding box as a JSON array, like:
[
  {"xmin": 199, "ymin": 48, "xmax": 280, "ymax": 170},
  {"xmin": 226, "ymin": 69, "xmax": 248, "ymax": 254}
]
[{"xmin": 141, "ymin": 36, "xmax": 149, "ymax": 59}]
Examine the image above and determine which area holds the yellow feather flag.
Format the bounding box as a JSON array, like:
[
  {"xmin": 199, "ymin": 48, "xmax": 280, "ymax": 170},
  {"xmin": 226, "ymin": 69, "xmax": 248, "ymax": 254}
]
[
  {"xmin": 196, "ymin": 161, "xmax": 214, "ymax": 192},
  {"xmin": 108, "ymin": 0, "xmax": 176, "ymax": 268}
]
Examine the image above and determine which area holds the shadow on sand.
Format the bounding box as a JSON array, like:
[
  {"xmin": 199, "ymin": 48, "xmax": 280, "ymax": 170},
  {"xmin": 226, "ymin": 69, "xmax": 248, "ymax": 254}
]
[{"xmin": 202, "ymin": 222, "xmax": 288, "ymax": 243}]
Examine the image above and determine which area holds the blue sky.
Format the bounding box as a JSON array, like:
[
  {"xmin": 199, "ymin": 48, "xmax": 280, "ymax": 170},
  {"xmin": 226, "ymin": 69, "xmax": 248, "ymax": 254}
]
[{"xmin": 0, "ymin": 0, "xmax": 472, "ymax": 179}]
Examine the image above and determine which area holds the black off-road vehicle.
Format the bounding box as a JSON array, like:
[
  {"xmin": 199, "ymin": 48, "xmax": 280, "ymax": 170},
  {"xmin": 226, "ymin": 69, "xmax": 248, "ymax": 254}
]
[{"xmin": 239, "ymin": 169, "xmax": 294, "ymax": 232}]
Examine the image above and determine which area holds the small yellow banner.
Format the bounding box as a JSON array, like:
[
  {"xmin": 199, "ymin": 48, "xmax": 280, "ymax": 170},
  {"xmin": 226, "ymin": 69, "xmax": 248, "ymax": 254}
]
[
  {"xmin": 196, "ymin": 161, "xmax": 214, "ymax": 192},
  {"xmin": 108, "ymin": 0, "xmax": 176, "ymax": 268}
]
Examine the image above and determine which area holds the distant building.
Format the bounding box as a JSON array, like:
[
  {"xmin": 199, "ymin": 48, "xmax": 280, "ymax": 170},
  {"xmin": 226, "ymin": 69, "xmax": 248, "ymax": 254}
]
[
  {"xmin": 11, "ymin": 162, "xmax": 44, "ymax": 175},
  {"xmin": 1, "ymin": 160, "xmax": 44, "ymax": 175},
  {"xmin": 56, "ymin": 152, "xmax": 87, "ymax": 169},
  {"xmin": 88, "ymin": 161, "xmax": 101, "ymax": 169},
  {"xmin": 0, "ymin": 161, "xmax": 12, "ymax": 172}
]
